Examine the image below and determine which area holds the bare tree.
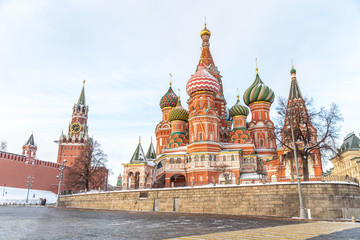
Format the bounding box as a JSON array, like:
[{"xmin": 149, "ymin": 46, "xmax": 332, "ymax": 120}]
[
  {"xmin": 215, "ymin": 164, "xmax": 233, "ymax": 184},
  {"xmin": 66, "ymin": 138, "xmax": 108, "ymax": 191},
  {"xmin": 275, "ymin": 96, "xmax": 342, "ymax": 181},
  {"xmin": 0, "ymin": 141, "xmax": 7, "ymax": 151}
]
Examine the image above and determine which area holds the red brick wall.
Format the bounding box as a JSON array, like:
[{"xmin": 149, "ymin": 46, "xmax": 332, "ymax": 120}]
[{"xmin": 0, "ymin": 152, "xmax": 68, "ymax": 193}]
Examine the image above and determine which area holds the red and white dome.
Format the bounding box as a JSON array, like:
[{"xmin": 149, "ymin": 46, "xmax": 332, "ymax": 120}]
[{"xmin": 186, "ymin": 63, "xmax": 220, "ymax": 96}]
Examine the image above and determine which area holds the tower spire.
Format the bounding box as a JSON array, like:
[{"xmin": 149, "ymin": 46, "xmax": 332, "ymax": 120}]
[
  {"xmin": 77, "ymin": 81, "xmax": 86, "ymax": 105},
  {"xmin": 256, "ymin": 58, "xmax": 258, "ymax": 74},
  {"xmin": 288, "ymin": 65, "xmax": 302, "ymax": 100}
]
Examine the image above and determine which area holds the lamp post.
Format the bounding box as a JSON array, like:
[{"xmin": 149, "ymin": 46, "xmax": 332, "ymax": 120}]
[
  {"xmin": 289, "ymin": 119, "xmax": 307, "ymax": 219},
  {"xmin": 56, "ymin": 159, "xmax": 67, "ymax": 207},
  {"xmin": 26, "ymin": 176, "xmax": 34, "ymax": 203}
]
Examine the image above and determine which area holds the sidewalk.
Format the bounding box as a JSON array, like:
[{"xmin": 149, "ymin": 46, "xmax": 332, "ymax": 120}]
[{"xmin": 168, "ymin": 222, "xmax": 360, "ymax": 240}]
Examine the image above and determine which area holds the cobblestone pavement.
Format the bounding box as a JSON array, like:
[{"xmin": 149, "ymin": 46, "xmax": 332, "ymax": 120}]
[
  {"xmin": 0, "ymin": 206, "xmax": 359, "ymax": 240},
  {"xmin": 168, "ymin": 222, "xmax": 360, "ymax": 240}
]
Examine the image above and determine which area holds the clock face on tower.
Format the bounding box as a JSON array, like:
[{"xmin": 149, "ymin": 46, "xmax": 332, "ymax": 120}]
[{"xmin": 70, "ymin": 122, "xmax": 82, "ymax": 134}]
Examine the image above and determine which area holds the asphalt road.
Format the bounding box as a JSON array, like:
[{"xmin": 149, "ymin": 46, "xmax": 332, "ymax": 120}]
[{"xmin": 0, "ymin": 206, "xmax": 358, "ymax": 240}]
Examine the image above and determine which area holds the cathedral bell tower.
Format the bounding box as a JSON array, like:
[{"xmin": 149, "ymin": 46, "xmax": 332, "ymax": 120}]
[
  {"xmin": 243, "ymin": 65, "xmax": 276, "ymax": 156},
  {"xmin": 186, "ymin": 62, "xmax": 221, "ymax": 153},
  {"xmin": 197, "ymin": 24, "xmax": 230, "ymax": 142},
  {"xmin": 155, "ymin": 80, "xmax": 178, "ymax": 154},
  {"xmin": 57, "ymin": 81, "xmax": 89, "ymax": 166}
]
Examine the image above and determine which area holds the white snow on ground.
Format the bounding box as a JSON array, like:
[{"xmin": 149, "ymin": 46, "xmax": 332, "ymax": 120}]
[{"xmin": 0, "ymin": 186, "xmax": 57, "ymax": 204}]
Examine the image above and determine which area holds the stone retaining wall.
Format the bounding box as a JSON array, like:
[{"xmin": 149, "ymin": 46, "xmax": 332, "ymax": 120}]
[{"xmin": 59, "ymin": 182, "xmax": 360, "ymax": 219}]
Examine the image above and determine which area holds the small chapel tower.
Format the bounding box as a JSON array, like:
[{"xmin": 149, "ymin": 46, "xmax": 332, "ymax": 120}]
[{"xmin": 122, "ymin": 138, "xmax": 155, "ymax": 189}]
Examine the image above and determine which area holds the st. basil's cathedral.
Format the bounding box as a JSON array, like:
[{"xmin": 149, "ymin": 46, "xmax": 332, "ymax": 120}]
[{"xmin": 122, "ymin": 24, "xmax": 323, "ymax": 189}]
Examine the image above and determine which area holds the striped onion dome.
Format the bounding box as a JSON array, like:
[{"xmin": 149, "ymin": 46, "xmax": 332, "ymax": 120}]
[
  {"xmin": 186, "ymin": 62, "xmax": 220, "ymax": 96},
  {"xmin": 230, "ymin": 96, "xmax": 249, "ymax": 117},
  {"xmin": 167, "ymin": 99, "xmax": 189, "ymax": 122},
  {"xmin": 243, "ymin": 69, "xmax": 275, "ymax": 106},
  {"xmin": 160, "ymin": 85, "xmax": 178, "ymax": 109}
]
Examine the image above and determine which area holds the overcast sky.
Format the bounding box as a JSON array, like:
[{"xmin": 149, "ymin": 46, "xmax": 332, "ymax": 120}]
[{"xmin": 0, "ymin": 0, "xmax": 359, "ymax": 185}]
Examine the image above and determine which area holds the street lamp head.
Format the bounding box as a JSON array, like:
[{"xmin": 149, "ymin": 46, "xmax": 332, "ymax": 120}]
[{"xmin": 63, "ymin": 159, "xmax": 67, "ymax": 163}]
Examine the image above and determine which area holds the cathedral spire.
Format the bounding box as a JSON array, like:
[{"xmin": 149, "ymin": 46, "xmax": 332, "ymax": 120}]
[
  {"xmin": 77, "ymin": 80, "xmax": 86, "ymax": 105},
  {"xmin": 198, "ymin": 23, "xmax": 214, "ymax": 68},
  {"xmin": 288, "ymin": 66, "xmax": 303, "ymax": 100}
]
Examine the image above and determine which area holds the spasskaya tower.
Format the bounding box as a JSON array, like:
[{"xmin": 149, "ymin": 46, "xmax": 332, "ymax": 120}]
[{"xmin": 57, "ymin": 81, "xmax": 89, "ymax": 166}]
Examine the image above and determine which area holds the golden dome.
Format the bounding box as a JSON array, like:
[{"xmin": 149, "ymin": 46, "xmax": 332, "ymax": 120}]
[{"xmin": 200, "ymin": 24, "xmax": 211, "ymax": 37}]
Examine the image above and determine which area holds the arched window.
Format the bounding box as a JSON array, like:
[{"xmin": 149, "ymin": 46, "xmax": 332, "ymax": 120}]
[
  {"xmin": 209, "ymin": 155, "xmax": 212, "ymax": 161},
  {"xmin": 188, "ymin": 156, "xmax": 191, "ymax": 162},
  {"xmin": 214, "ymin": 155, "xmax": 217, "ymax": 162},
  {"xmin": 176, "ymin": 158, "xmax": 181, "ymax": 164},
  {"xmin": 170, "ymin": 158, "xmax": 175, "ymax": 164},
  {"xmin": 260, "ymin": 139, "xmax": 264, "ymax": 147},
  {"xmin": 223, "ymin": 156, "xmax": 226, "ymax": 161},
  {"xmin": 201, "ymin": 155, "xmax": 205, "ymax": 161},
  {"xmin": 195, "ymin": 156, "xmax": 199, "ymax": 162},
  {"xmin": 231, "ymin": 155, "xmax": 235, "ymax": 161}
]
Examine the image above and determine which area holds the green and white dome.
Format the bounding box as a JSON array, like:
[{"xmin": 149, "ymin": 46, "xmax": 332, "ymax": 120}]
[
  {"xmin": 229, "ymin": 96, "xmax": 249, "ymax": 117},
  {"xmin": 243, "ymin": 69, "xmax": 275, "ymax": 106}
]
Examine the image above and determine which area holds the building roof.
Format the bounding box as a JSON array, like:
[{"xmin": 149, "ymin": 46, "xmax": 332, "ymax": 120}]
[
  {"xmin": 243, "ymin": 68, "xmax": 275, "ymax": 106},
  {"xmin": 25, "ymin": 133, "xmax": 35, "ymax": 146},
  {"xmin": 160, "ymin": 84, "xmax": 178, "ymax": 109},
  {"xmin": 130, "ymin": 141, "xmax": 147, "ymax": 164},
  {"xmin": 340, "ymin": 133, "xmax": 360, "ymax": 153},
  {"xmin": 146, "ymin": 141, "xmax": 156, "ymax": 160},
  {"xmin": 77, "ymin": 81, "xmax": 86, "ymax": 105}
]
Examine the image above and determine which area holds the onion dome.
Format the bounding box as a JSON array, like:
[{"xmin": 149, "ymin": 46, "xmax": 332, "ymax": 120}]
[
  {"xmin": 167, "ymin": 98, "xmax": 189, "ymax": 122},
  {"xmin": 290, "ymin": 66, "xmax": 296, "ymax": 74},
  {"xmin": 160, "ymin": 83, "xmax": 178, "ymax": 109},
  {"xmin": 243, "ymin": 68, "xmax": 275, "ymax": 106},
  {"xmin": 200, "ymin": 23, "xmax": 211, "ymax": 37},
  {"xmin": 230, "ymin": 95, "xmax": 249, "ymax": 117},
  {"xmin": 186, "ymin": 62, "xmax": 220, "ymax": 96}
]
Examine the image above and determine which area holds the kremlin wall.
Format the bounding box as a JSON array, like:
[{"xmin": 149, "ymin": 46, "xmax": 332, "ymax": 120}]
[{"xmin": 0, "ymin": 135, "xmax": 68, "ymax": 193}]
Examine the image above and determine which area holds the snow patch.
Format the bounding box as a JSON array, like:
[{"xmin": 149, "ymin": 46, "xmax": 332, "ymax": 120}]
[{"xmin": 0, "ymin": 186, "xmax": 57, "ymax": 204}]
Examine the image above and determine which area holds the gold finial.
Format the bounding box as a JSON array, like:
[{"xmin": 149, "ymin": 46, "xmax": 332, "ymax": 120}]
[
  {"xmin": 291, "ymin": 59, "xmax": 294, "ymax": 68},
  {"xmin": 178, "ymin": 88, "xmax": 181, "ymax": 99},
  {"xmin": 204, "ymin": 16, "xmax": 207, "ymax": 27},
  {"xmin": 255, "ymin": 58, "xmax": 258, "ymax": 74},
  {"xmin": 236, "ymin": 88, "xmax": 239, "ymax": 100},
  {"xmin": 200, "ymin": 17, "xmax": 211, "ymax": 37},
  {"xmin": 139, "ymin": 136, "xmax": 141, "ymax": 144},
  {"xmin": 150, "ymin": 136, "xmax": 152, "ymax": 143},
  {"xmin": 83, "ymin": 80, "xmax": 85, "ymax": 86},
  {"xmin": 169, "ymin": 73, "xmax": 172, "ymax": 87}
]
